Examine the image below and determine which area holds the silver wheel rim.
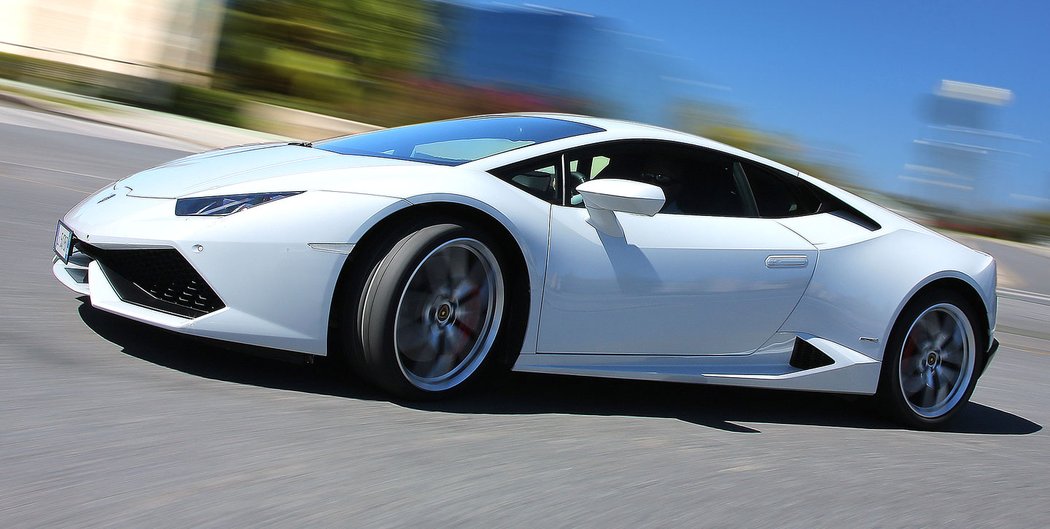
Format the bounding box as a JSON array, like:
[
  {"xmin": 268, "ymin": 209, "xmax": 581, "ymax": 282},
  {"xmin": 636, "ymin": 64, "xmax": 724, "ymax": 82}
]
[
  {"xmin": 393, "ymin": 238, "xmax": 503, "ymax": 391},
  {"xmin": 898, "ymin": 303, "xmax": 975, "ymax": 418}
]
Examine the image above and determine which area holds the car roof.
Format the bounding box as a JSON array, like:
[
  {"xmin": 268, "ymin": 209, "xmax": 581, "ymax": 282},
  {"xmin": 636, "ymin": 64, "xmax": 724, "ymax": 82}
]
[
  {"xmin": 475, "ymin": 112, "xmax": 681, "ymax": 136},
  {"xmin": 465, "ymin": 113, "xmax": 804, "ymax": 178}
]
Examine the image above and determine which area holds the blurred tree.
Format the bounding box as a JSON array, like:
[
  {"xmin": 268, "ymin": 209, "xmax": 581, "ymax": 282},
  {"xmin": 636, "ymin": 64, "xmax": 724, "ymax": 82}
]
[
  {"xmin": 215, "ymin": 0, "xmax": 438, "ymax": 116},
  {"xmin": 1026, "ymin": 211, "xmax": 1050, "ymax": 240}
]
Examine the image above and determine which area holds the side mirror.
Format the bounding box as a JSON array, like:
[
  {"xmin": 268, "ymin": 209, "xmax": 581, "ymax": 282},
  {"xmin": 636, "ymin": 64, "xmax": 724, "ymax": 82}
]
[{"xmin": 575, "ymin": 179, "xmax": 665, "ymax": 237}]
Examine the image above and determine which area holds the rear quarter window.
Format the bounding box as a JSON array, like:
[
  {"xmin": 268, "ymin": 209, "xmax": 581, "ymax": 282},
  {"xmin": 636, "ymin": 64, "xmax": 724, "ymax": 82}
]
[{"xmin": 741, "ymin": 162, "xmax": 824, "ymax": 217}]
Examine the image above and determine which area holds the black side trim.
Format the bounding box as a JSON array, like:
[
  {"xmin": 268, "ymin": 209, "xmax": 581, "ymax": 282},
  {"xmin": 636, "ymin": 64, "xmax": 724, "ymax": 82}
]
[
  {"xmin": 830, "ymin": 207, "xmax": 881, "ymax": 231},
  {"xmin": 789, "ymin": 337, "xmax": 835, "ymax": 370},
  {"xmin": 978, "ymin": 338, "xmax": 999, "ymax": 378}
]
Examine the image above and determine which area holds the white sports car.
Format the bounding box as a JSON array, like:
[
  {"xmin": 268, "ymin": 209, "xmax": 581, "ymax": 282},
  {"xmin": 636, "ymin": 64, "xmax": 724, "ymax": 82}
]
[{"xmin": 53, "ymin": 114, "xmax": 998, "ymax": 427}]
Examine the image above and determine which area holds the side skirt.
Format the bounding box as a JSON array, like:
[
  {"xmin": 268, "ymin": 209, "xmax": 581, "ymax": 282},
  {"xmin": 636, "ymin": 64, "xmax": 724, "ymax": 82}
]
[{"xmin": 512, "ymin": 336, "xmax": 881, "ymax": 395}]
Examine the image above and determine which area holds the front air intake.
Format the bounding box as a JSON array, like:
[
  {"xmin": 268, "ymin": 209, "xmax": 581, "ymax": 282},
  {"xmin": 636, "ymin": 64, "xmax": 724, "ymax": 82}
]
[{"xmin": 76, "ymin": 242, "xmax": 225, "ymax": 318}]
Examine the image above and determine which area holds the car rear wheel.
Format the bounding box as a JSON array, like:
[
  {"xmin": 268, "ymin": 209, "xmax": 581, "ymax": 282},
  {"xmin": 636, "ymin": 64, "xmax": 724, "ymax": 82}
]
[
  {"xmin": 352, "ymin": 221, "xmax": 508, "ymax": 399},
  {"xmin": 877, "ymin": 289, "xmax": 982, "ymax": 429}
]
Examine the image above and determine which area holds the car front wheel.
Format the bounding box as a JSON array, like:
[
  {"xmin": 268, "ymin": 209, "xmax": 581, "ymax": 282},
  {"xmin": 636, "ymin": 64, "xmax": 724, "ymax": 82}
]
[{"xmin": 353, "ymin": 221, "xmax": 508, "ymax": 399}]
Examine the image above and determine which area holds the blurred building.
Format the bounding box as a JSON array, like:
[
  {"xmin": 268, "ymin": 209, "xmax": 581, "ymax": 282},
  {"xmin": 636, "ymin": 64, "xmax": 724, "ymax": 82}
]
[
  {"xmin": 1, "ymin": 0, "xmax": 693, "ymax": 126},
  {"xmin": 0, "ymin": 0, "xmax": 224, "ymax": 85},
  {"xmin": 899, "ymin": 80, "xmax": 1022, "ymax": 214},
  {"xmin": 432, "ymin": 3, "xmax": 678, "ymax": 124}
]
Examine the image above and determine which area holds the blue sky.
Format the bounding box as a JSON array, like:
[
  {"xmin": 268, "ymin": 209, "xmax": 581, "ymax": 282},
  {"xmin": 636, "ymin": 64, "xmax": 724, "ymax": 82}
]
[{"xmin": 457, "ymin": 0, "xmax": 1049, "ymax": 211}]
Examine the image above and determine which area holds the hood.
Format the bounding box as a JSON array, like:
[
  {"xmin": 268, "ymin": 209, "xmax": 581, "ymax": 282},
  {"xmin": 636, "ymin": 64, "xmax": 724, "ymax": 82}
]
[{"xmin": 121, "ymin": 144, "xmax": 421, "ymax": 198}]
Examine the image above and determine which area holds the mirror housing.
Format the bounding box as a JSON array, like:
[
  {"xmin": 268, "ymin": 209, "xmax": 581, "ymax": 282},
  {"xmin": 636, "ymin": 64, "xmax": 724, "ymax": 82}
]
[
  {"xmin": 575, "ymin": 179, "xmax": 665, "ymax": 237},
  {"xmin": 576, "ymin": 179, "xmax": 665, "ymax": 215}
]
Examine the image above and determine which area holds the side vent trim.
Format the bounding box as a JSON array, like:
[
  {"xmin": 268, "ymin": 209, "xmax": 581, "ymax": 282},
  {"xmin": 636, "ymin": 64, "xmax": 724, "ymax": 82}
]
[
  {"xmin": 830, "ymin": 208, "xmax": 881, "ymax": 231},
  {"xmin": 789, "ymin": 337, "xmax": 835, "ymax": 370}
]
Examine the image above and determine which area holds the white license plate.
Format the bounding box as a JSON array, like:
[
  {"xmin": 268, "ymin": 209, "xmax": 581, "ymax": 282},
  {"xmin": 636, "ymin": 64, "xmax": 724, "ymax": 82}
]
[{"xmin": 54, "ymin": 221, "xmax": 73, "ymax": 263}]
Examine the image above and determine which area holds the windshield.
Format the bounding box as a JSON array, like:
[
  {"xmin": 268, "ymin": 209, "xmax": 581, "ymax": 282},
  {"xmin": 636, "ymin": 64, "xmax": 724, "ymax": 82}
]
[{"xmin": 313, "ymin": 116, "xmax": 603, "ymax": 166}]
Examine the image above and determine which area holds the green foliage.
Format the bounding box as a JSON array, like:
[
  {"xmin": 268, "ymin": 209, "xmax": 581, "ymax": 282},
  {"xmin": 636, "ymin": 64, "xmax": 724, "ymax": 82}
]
[
  {"xmin": 1025, "ymin": 212, "xmax": 1050, "ymax": 238},
  {"xmin": 0, "ymin": 51, "xmax": 244, "ymax": 127},
  {"xmin": 170, "ymin": 84, "xmax": 244, "ymax": 127},
  {"xmin": 215, "ymin": 0, "xmax": 438, "ymax": 115}
]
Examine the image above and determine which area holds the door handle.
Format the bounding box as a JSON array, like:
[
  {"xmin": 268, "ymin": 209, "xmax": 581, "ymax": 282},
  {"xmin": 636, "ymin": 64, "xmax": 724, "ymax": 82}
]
[{"xmin": 765, "ymin": 255, "xmax": 809, "ymax": 268}]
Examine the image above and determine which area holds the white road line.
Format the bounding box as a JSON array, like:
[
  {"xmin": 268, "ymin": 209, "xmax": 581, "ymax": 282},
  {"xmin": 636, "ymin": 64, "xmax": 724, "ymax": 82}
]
[
  {"xmin": 0, "ymin": 160, "xmax": 113, "ymax": 180},
  {"xmin": 0, "ymin": 172, "xmax": 94, "ymax": 194}
]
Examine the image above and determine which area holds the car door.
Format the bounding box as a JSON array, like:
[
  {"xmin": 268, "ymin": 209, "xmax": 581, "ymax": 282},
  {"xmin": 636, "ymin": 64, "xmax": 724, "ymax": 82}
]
[{"xmin": 537, "ymin": 141, "xmax": 817, "ymax": 355}]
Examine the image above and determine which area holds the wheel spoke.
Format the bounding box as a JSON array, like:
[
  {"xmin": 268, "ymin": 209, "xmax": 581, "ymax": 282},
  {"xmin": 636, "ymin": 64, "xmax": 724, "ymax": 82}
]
[
  {"xmin": 933, "ymin": 331, "xmax": 949, "ymax": 350},
  {"xmin": 447, "ymin": 247, "xmax": 470, "ymax": 282},
  {"xmin": 467, "ymin": 257, "xmax": 484, "ymax": 281},
  {"xmin": 901, "ymin": 373, "xmax": 925, "ymax": 395},
  {"xmin": 927, "ymin": 312, "xmax": 949, "ymax": 342},
  {"xmin": 934, "ymin": 315, "xmax": 957, "ymax": 349},
  {"xmin": 916, "ymin": 315, "xmax": 938, "ymax": 342},
  {"xmin": 444, "ymin": 325, "xmax": 470, "ymax": 356},
  {"xmin": 939, "ymin": 364, "xmax": 960, "ymax": 388},
  {"xmin": 396, "ymin": 326, "xmax": 427, "ymax": 354},
  {"xmin": 918, "ymin": 385, "xmax": 936, "ymax": 408},
  {"xmin": 453, "ymin": 280, "xmax": 481, "ymax": 302},
  {"xmin": 392, "ymin": 237, "xmax": 504, "ymax": 390},
  {"xmin": 436, "ymin": 328, "xmax": 447, "ymax": 355},
  {"xmin": 453, "ymin": 318, "xmax": 479, "ymax": 340},
  {"xmin": 397, "ymin": 291, "xmax": 428, "ymax": 319},
  {"xmin": 933, "ymin": 374, "xmax": 951, "ymax": 406},
  {"xmin": 404, "ymin": 327, "xmax": 441, "ymax": 363},
  {"xmin": 913, "ymin": 355, "xmax": 927, "ymax": 374},
  {"xmin": 423, "ymin": 258, "xmax": 450, "ymax": 294},
  {"xmin": 944, "ymin": 327, "xmax": 964, "ymax": 353},
  {"xmin": 943, "ymin": 310, "xmax": 956, "ymax": 330},
  {"xmin": 425, "ymin": 351, "xmax": 457, "ymax": 379}
]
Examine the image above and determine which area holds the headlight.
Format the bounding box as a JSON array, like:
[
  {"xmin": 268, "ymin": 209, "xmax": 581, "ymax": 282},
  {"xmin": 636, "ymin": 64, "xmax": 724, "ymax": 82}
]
[{"xmin": 175, "ymin": 192, "xmax": 303, "ymax": 216}]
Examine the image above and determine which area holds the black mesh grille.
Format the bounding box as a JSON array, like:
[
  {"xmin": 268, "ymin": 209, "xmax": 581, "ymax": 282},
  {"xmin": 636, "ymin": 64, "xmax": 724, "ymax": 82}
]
[{"xmin": 76, "ymin": 241, "xmax": 225, "ymax": 318}]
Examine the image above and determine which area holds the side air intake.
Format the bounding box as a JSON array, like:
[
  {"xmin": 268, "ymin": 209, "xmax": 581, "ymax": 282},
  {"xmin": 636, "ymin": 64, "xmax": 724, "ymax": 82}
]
[{"xmin": 789, "ymin": 337, "xmax": 835, "ymax": 370}]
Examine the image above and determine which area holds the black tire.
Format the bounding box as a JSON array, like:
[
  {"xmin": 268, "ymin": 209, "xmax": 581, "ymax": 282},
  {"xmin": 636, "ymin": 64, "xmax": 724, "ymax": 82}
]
[
  {"xmin": 876, "ymin": 288, "xmax": 984, "ymax": 429},
  {"xmin": 347, "ymin": 220, "xmax": 512, "ymax": 399}
]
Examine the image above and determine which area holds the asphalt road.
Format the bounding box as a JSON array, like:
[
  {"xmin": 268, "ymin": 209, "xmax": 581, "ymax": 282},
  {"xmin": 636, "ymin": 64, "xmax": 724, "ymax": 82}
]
[{"xmin": 2, "ymin": 103, "xmax": 1049, "ymax": 528}]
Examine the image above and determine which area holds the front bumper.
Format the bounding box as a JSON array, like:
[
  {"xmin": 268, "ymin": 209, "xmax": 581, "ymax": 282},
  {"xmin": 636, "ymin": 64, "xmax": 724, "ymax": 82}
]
[{"xmin": 53, "ymin": 189, "xmax": 405, "ymax": 355}]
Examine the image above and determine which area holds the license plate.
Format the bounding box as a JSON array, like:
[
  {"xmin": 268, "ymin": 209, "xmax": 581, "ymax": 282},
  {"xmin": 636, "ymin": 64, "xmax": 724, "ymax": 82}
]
[{"xmin": 54, "ymin": 221, "xmax": 73, "ymax": 264}]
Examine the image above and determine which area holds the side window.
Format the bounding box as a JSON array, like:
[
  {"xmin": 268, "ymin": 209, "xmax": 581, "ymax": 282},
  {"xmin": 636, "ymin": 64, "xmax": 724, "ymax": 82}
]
[
  {"xmin": 490, "ymin": 156, "xmax": 561, "ymax": 204},
  {"xmin": 412, "ymin": 138, "xmax": 530, "ymax": 164},
  {"xmin": 566, "ymin": 142, "xmax": 753, "ymax": 217},
  {"xmin": 739, "ymin": 162, "xmax": 823, "ymax": 217},
  {"xmin": 675, "ymin": 150, "xmax": 753, "ymax": 217}
]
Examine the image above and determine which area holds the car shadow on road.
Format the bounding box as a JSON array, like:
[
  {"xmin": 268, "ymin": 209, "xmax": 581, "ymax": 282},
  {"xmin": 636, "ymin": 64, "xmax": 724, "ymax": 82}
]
[{"xmin": 79, "ymin": 301, "xmax": 1041, "ymax": 435}]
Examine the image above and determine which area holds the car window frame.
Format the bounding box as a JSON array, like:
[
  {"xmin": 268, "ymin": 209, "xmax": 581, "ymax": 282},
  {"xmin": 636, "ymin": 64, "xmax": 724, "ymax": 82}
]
[
  {"xmin": 488, "ymin": 154, "xmax": 565, "ymax": 204},
  {"xmin": 736, "ymin": 159, "xmax": 830, "ymax": 218},
  {"xmin": 488, "ymin": 138, "xmax": 840, "ymax": 220},
  {"xmin": 561, "ymin": 139, "xmax": 762, "ymax": 217}
]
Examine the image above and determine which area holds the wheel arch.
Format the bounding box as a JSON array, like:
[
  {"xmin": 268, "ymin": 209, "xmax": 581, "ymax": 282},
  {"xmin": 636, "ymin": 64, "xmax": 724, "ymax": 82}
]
[
  {"xmin": 326, "ymin": 200, "xmax": 532, "ymax": 369},
  {"xmin": 875, "ymin": 273, "xmax": 992, "ymax": 427},
  {"xmin": 887, "ymin": 274, "xmax": 991, "ymax": 356}
]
